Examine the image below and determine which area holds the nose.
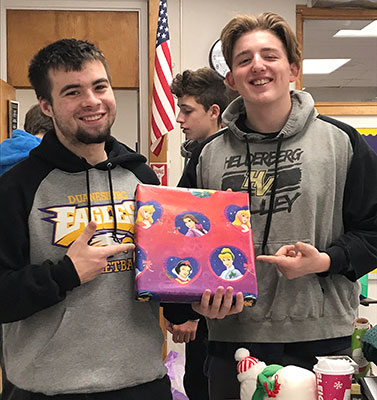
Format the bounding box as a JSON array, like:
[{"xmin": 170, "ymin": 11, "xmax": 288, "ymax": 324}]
[
  {"xmin": 176, "ymin": 111, "xmax": 185, "ymax": 124},
  {"xmin": 81, "ymin": 89, "xmax": 101, "ymax": 107},
  {"xmin": 251, "ymin": 54, "xmax": 266, "ymax": 73}
]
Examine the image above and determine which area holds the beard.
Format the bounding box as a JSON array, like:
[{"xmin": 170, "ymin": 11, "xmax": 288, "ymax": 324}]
[
  {"xmin": 53, "ymin": 114, "xmax": 113, "ymax": 145},
  {"xmin": 75, "ymin": 126, "xmax": 111, "ymax": 144}
]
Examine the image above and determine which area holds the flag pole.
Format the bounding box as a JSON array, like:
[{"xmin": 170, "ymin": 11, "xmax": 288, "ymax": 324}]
[
  {"xmin": 149, "ymin": 0, "xmax": 161, "ymax": 163},
  {"xmin": 149, "ymin": 0, "xmax": 175, "ymax": 186}
]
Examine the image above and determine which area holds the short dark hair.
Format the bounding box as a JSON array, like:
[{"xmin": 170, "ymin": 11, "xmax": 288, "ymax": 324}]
[
  {"xmin": 28, "ymin": 38, "xmax": 111, "ymax": 104},
  {"xmin": 170, "ymin": 67, "xmax": 229, "ymax": 125},
  {"xmin": 23, "ymin": 104, "xmax": 53, "ymax": 135},
  {"xmin": 220, "ymin": 12, "xmax": 301, "ymax": 70}
]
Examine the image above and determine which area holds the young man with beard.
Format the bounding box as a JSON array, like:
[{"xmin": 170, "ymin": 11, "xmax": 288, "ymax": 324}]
[
  {"xmin": 174, "ymin": 12, "xmax": 377, "ymax": 400},
  {"xmin": 0, "ymin": 39, "xmax": 243, "ymax": 400}
]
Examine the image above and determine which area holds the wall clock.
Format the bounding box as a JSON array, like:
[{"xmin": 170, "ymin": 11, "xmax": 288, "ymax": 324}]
[{"xmin": 209, "ymin": 39, "xmax": 230, "ymax": 79}]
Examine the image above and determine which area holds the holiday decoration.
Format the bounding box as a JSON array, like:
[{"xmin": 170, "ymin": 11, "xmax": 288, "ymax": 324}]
[
  {"xmin": 235, "ymin": 348, "xmax": 316, "ymax": 400},
  {"xmin": 352, "ymin": 317, "xmax": 372, "ymax": 380}
]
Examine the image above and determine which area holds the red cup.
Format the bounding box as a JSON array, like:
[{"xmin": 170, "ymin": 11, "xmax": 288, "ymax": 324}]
[{"xmin": 313, "ymin": 364, "xmax": 353, "ymax": 400}]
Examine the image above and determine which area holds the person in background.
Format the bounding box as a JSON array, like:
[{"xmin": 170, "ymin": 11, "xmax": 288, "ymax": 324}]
[
  {"xmin": 0, "ymin": 103, "xmax": 53, "ymax": 175},
  {"xmin": 164, "ymin": 67, "xmax": 230, "ymax": 400},
  {"xmin": 170, "ymin": 12, "xmax": 377, "ymax": 400},
  {"xmin": 0, "ymin": 103, "xmax": 53, "ymax": 399},
  {"xmin": 171, "ymin": 67, "xmax": 229, "ymax": 188},
  {"xmin": 0, "ymin": 38, "xmax": 243, "ymax": 400}
]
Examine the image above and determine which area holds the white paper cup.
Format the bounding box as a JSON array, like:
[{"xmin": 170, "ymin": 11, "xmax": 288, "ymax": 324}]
[{"xmin": 313, "ymin": 363, "xmax": 353, "ymax": 400}]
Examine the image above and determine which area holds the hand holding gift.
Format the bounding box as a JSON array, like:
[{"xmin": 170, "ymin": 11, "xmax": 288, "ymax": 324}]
[{"xmin": 192, "ymin": 286, "xmax": 244, "ymax": 319}]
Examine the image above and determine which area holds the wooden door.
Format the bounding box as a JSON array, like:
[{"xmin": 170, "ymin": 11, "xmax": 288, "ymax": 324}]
[{"xmin": 7, "ymin": 10, "xmax": 139, "ymax": 89}]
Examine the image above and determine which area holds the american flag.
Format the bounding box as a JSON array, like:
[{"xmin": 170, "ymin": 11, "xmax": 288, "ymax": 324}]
[{"xmin": 150, "ymin": 0, "xmax": 176, "ymax": 156}]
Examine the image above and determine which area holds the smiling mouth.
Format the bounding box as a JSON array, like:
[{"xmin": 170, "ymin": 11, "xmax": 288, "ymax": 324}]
[
  {"xmin": 251, "ymin": 78, "xmax": 271, "ymax": 86},
  {"xmin": 81, "ymin": 114, "xmax": 103, "ymax": 121}
]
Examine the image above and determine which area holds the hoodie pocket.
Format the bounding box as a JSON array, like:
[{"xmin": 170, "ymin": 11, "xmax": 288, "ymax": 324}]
[
  {"xmin": 270, "ymin": 274, "xmax": 325, "ymax": 321},
  {"xmin": 240, "ymin": 239, "xmax": 326, "ymax": 322},
  {"xmin": 32, "ymin": 307, "xmax": 73, "ymax": 368},
  {"xmin": 320, "ymin": 275, "xmax": 359, "ymax": 318}
]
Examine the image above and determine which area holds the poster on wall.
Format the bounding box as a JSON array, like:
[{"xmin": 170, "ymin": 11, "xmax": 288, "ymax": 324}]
[
  {"xmin": 358, "ymin": 128, "xmax": 377, "ymax": 280},
  {"xmin": 150, "ymin": 162, "xmax": 168, "ymax": 186},
  {"xmin": 358, "ymin": 128, "xmax": 377, "ymax": 154},
  {"xmin": 8, "ymin": 100, "xmax": 19, "ymax": 135}
]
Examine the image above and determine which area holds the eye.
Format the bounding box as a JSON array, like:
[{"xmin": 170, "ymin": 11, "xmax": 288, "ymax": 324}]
[
  {"xmin": 239, "ymin": 58, "xmax": 251, "ymax": 65},
  {"xmin": 264, "ymin": 54, "xmax": 279, "ymax": 61},
  {"xmin": 95, "ymin": 84, "xmax": 108, "ymax": 91},
  {"xmin": 181, "ymin": 108, "xmax": 192, "ymax": 116},
  {"xmin": 65, "ymin": 90, "xmax": 80, "ymax": 96}
]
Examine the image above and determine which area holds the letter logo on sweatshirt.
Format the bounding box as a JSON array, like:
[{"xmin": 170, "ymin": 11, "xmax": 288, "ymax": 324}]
[
  {"xmin": 222, "ymin": 147, "xmax": 303, "ymax": 216},
  {"xmin": 40, "ymin": 199, "xmax": 135, "ymax": 247}
]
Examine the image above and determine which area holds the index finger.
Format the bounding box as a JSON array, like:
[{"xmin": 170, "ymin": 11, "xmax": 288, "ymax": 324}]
[
  {"xmin": 256, "ymin": 255, "xmax": 279, "ymax": 264},
  {"xmin": 77, "ymin": 220, "xmax": 98, "ymax": 244},
  {"xmin": 102, "ymin": 243, "xmax": 135, "ymax": 258}
]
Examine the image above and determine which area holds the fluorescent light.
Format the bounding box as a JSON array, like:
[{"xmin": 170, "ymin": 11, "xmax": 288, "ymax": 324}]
[
  {"xmin": 303, "ymin": 58, "xmax": 351, "ymax": 74},
  {"xmin": 333, "ymin": 20, "xmax": 377, "ymax": 38}
]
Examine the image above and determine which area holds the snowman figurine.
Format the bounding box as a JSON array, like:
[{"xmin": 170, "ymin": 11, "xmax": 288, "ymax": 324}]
[
  {"xmin": 235, "ymin": 348, "xmax": 267, "ymax": 400},
  {"xmin": 235, "ymin": 348, "xmax": 316, "ymax": 400}
]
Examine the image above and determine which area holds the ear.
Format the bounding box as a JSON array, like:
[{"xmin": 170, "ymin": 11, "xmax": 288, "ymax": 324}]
[
  {"xmin": 209, "ymin": 104, "xmax": 221, "ymax": 120},
  {"xmin": 39, "ymin": 98, "xmax": 54, "ymax": 118},
  {"xmin": 225, "ymin": 71, "xmax": 237, "ymax": 91},
  {"xmin": 289, "ymin": 63, "xmax": 300, "ymax": 83}
]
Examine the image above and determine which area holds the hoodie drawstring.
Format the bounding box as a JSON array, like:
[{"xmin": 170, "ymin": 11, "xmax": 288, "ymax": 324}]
[
  {"xmin": 245, "ymin": 134, "xmax": 284, "ymax": 255},
  {"xmin": 85, "ymin": 163, "xmax": 119, "ymax": 243},
  {"xmin": 86, "ymin": 169, "xmax": 92, "ymax": 222},
  {"xmin": 107, "ymin": 162, "xmax": 120, "ymax": 243}
]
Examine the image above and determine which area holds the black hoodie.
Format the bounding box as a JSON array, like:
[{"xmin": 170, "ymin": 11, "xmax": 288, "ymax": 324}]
[{"xmin": 0, "ymin": 130, "xmax": 167, "ymax": 395}]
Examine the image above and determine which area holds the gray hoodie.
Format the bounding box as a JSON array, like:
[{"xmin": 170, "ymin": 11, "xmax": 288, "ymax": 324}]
[
  {"xmin": 196, "ymin": 90, "xmax": 377, "ymax": 343},
  {"xmin": 0, "ymin": 131, "xmax": 166, "ymax": 395}
]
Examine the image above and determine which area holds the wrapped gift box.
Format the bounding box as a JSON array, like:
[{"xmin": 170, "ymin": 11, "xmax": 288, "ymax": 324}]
[{"xmin": 134, "ymin": 184, "xmax": 257, "ymax": 306}]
